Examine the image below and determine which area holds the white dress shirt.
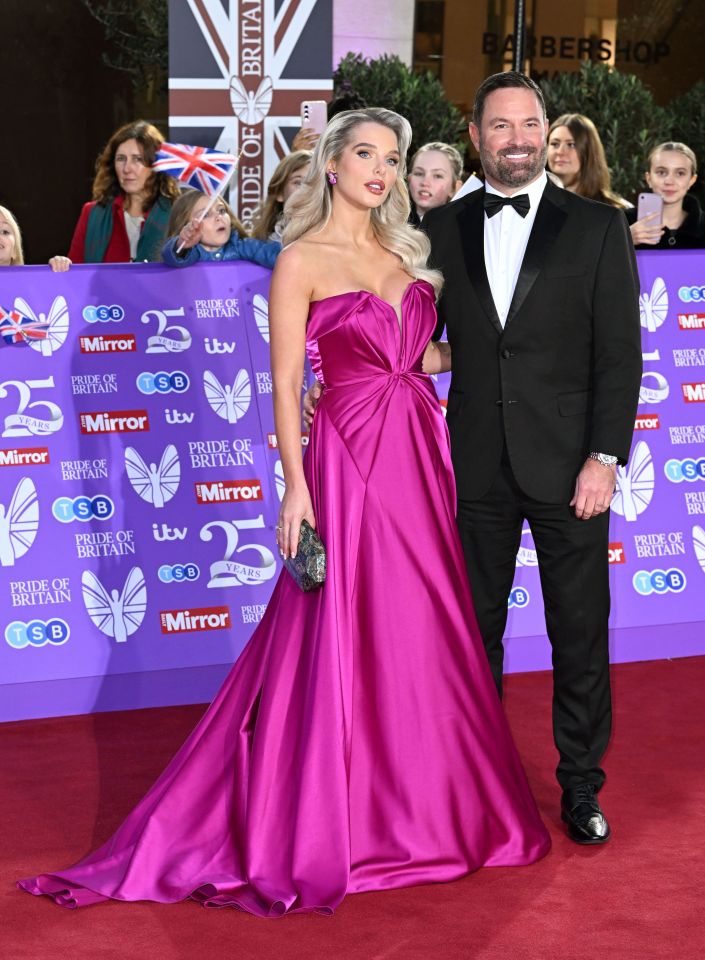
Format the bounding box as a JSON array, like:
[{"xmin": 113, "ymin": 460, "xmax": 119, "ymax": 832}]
[{"xmin": 484, "ymin": 172, "xmax": 547, "ymax": 327}]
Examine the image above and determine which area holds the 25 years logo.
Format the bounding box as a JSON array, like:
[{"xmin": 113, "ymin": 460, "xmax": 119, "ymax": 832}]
[
  {"xmin": 200, "ymin": 515, "xmax": 277, "ymax": 587},
  {"xmin": 141, "ymin": 308, "xmax": 192, "ymax": 353},
  {"xmin": 0, "ymin": 377, "xmax": 64, "ymax": 437}
]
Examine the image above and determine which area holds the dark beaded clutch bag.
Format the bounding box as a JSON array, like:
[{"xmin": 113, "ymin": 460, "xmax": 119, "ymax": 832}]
[{"xmin": 283, "ymin": 519, "xmax": 326, "ymax": 592}]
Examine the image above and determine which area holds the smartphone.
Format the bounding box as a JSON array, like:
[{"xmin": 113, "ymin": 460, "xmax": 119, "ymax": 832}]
[
  {"xmin": 637, "ymin": 192, "xmax": 664, "ymax": 222},
  {"xmin": 300, "ymin": 100, "xmax": 327, "ymax": 135}
]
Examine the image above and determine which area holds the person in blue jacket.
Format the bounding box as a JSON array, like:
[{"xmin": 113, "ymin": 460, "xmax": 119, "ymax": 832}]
[{"xmin": 161, "ymin": 189, "xmax": 280, "ymax": 267}]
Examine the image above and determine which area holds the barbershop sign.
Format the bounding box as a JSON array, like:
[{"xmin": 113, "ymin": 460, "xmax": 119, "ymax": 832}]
[
  {"xmin": 482, "ymin": 32, "xmax": 670, "ymax": 65},
  {"xmin": 168, "ymin": 0, "xmax": 332, "ymax": 225}
]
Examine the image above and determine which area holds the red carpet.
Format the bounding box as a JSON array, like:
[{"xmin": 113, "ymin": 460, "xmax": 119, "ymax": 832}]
[{"xmin": 2, "ymin": 657, "xmax": 704, "ymax": 960}]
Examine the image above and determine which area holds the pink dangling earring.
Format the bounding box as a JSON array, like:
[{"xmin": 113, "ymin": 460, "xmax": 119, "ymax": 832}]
[{"xmin": 327, "ymin": 170, "xmax": 337, "ymax": 185}]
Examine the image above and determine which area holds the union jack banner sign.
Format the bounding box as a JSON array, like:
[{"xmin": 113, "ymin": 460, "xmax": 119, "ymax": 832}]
[{"xmin": 168, "ymin": 0, "xmax": 333, "ymax": 225}]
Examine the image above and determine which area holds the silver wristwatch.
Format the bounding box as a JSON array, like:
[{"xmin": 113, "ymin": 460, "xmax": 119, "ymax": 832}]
[{"xmin": 589, "ymin": 452, "xmax": 618, "ymax": 467}]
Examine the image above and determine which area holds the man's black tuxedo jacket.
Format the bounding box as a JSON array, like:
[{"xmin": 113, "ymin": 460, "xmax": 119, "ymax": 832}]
[{"xmin": 424, "ymin": 180, "xmax": 642, "ymax": 503}]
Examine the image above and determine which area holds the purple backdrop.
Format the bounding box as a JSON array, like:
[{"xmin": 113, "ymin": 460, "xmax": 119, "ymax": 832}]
[{"xmin": 1, "ymin": 254, "xmax": 704, "ymax": 722}]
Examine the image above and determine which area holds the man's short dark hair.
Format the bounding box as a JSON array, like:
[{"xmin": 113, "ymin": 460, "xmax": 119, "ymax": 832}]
[{"xmin": 473, "ymin": 72, "xmax": 546, "ymax": 126}]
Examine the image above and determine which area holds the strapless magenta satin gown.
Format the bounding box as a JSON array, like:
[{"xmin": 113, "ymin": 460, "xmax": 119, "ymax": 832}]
[{"xmin": 18, "ymin": 280, "xmax": 550, "ymax": 916}]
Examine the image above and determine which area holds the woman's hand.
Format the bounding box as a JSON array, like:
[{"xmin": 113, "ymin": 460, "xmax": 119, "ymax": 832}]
[
  {"xmin": 292, "ymin": 128, "xmax": 320, "ymax": 151},
  {"xmin": 48, "ymin": 256, "xmax": 72, "ymax": 272},
  {"xmin": 277, "ymin": 485, "xmax": 315, "ymax": 560},
  {"xmin": 178, "ymin": 219, "xmax": 203, "ymax": 252},
  {"xmin": 630, "ymin": 212, "xmax": 664, "ymax": 246}
]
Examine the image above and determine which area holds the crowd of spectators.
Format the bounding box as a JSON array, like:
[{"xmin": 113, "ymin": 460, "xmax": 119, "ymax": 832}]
[{"xmin": 1, "ymin": 109, "xmax": 703, "ymax": 275}]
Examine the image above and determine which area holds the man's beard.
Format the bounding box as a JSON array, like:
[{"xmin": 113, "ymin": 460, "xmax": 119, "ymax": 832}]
[{"xmin": 480, "ymin": 141, "xmax": 548, "ymax": 189}]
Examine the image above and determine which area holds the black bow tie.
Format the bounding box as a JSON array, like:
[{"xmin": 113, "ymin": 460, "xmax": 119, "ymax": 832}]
[{"xmin": 483, "ymin": 192, "xmax": 531, "ymax": 218}]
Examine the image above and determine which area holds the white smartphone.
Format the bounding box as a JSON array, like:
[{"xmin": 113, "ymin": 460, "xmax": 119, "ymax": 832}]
[
  {"xmin": 300, "ymin": 100, "xmax": 327, "ymax": 135},
  {"xmin": 637, "ymin": 192, "xmax": 664, "ymax": 222}
]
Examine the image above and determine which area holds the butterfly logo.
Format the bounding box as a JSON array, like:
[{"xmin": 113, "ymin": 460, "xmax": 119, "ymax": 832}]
[
  {"xmin": 639, "ymin": 277, "xmax": 668, "ymax": 333},
  {"xmin": 274, "ymin": 460, "xmax": 285, "ymax": 502},
  {"xmin": 203, "ymin": 369, "xmax": 251, "ymax": 423},
  {"xmin": 611, "ymin": 440, "xmax": 655, "ymax": 522},
  {"xmin": 515, "ymin": 524, "xmax": 538, "ymax": 567},
  {"xmin": 253, "ymin": 294, "xmax": 269, "ymax": 343},
  {"xmin": 14, "ymin": 296, "xmax": 69, "ymax": 356},
  {"xmin": 0, "ymin": 477, "xmax": 39, "ymax": 566},
  {"xmin": 82, "ymin": 567, "xmax": 147, "ymax": 643},
  {"xmin": 229, "ymin": 76, "xmax": 273, "ymax": 125},
  {"xmin": 693, "ymin": 525, "xmax": 705, "ymax": 574},
  {"xmin": 125, "ymin": 444, "xmax": 180, "ymax": 508}
]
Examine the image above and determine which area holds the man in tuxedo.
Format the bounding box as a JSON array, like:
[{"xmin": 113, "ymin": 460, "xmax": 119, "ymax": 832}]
[{"xmin": 424, "ymin": 72, "xmax": 642, "ymax": 844}]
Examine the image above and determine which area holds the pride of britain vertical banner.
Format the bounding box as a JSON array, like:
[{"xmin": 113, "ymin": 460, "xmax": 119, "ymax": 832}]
[
  {"xmin": 168, "ymin": 0, "xmax": 333, "ymax": 225},
  {"xmin": 0, "ymin": 261, "xmax": 309, "ymax": 722}
]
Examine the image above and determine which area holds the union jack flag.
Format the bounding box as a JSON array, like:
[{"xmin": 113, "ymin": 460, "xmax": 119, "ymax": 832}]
[
  {"xmin": 153, "ymin": 143, "xmax": 238, "ymax": 196},
  {"xmin": 168, "ymin": 0, "xmax": 332, "ymax": 225},
  {"xmin": 0, "ymin": 307, "xmax": 48, "ymax": 345}
]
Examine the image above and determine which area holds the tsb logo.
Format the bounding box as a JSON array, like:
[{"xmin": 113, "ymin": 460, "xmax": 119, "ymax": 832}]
[
  {"xmin": 5, "ymin": 618, "xmax": 70, "ymax": 648},
  {"xmin": 508, "ymin": 586, "xmax": 530, "ymax": 608},
  {"xmin": 82, "ymin": 304, "xmax": 125, "ymax": 323},
  {"xmin": 678, "ymin": 286, "xmax": 705, "ymax": 303},
  {"xmin": 632, "ymin": 569, "xmax": 686, "ymax": 595},
  {"xmin": 158, "ymin": 563, "xmax": 200, "ymax": 583},
  {"xmin": 664, "ymin": 458, "xmax": 705, "ymax": 483},
  {"xmin": 52, "ymin": 495, "xmax": 114, "ymax": 522},
  {"xmin": 136, "ymin": 371, "xmax": 190, "ymax": 395}
]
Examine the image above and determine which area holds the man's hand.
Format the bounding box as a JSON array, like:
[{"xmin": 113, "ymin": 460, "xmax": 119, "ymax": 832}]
[
  {"xmin": 302, "ymin": 380, "xmax": 323, "ymax": 427},
  {"xmin": 570, "ymin": 458, "xmax": 617, "ymax": 520}
]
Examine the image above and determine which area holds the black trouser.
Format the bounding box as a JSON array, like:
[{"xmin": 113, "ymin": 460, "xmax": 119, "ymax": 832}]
[{"xmin": 456, "ymin": 449, "xmax": 612, "ymax": 791}]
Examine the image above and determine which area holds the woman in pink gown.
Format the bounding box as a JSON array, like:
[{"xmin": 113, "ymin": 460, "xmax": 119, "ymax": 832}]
[{"xmin": 18, "ymin": 108, "xmax": 550, "ymax": 917}]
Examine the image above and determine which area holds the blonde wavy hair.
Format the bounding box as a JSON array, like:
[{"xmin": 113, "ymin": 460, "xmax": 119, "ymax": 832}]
[
  {"xmin": 0, "ymin": 205, "xmax": 24, "ymax": 265},
  {"xmin": 282, "ymin": 108, "xmax": 443, "ymax": 296}
]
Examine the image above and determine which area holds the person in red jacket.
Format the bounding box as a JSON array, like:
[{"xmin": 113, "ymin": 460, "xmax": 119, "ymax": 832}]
[{"xmin": 65, "ymin": 120, "xmax": 180, "ymax": 264}]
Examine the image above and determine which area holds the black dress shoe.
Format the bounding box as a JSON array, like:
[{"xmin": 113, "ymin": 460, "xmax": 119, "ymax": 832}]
[{"xmin": 561, "ymin": 784, "xmax": 611, "ymax": 844}]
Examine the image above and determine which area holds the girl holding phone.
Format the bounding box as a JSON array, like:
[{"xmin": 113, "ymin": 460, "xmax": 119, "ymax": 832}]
[{"xmin": 627, "ymin": 141, "xmax": 705, "ymax": 249}]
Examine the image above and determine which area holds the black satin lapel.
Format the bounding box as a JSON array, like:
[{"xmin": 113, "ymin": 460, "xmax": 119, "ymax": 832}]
[
  {"xmin": 505, "ymin": 191, "xmax": 568, "ymax": 326},
  {"xmin": 458, "ymin": 196, "xmax": 503, "ymax": 335}
]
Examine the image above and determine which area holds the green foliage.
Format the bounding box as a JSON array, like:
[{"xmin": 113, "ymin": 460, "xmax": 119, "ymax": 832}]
[
  {"xmin": 333, "ymin": 54, "xmax": 467, "ymax": 162},
  {"xmin": 540, "ymin": 62, "xmax": 670, "ymax": 200},
  {"xmin": 666, "ymin": 82, "xmax": 705, "ymax": 193},
  {"xmin": 80, "ymin": 0, "xmax": 168, "ymax": 90}
]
